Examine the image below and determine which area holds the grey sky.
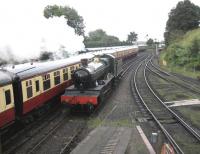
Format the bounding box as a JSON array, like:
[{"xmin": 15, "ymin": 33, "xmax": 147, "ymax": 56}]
[{"xmin": 0, "ymin": 0, "xmax": 199, "ymax": 59}]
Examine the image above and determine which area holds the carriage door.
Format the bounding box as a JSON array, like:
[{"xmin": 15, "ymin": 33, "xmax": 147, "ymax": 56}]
[{"xmin": 0, "ymin": 85, "xmax": 15, "ymax": 127}]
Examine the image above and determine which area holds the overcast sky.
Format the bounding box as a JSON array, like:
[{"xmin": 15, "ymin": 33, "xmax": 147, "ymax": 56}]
[{"xmin": 0, "ymin": 0, "xmax": 199, "ymax": 60}]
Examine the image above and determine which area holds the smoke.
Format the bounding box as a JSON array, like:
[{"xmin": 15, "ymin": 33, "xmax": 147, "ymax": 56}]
[
  {"xmin": 0, "ymin": 46, "xmax": 14, "ymax": 61},
  {"xmin": 0, "ymin": 0, "xmax": 85, "ymax": 63}
]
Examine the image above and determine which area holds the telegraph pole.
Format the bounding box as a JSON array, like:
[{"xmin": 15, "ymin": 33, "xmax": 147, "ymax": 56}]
[
  {"xmin": 156, "ymin": 43, "xmax": 158, "ymax": 55},
  {"xmin": 154, "ymin": 39, "xmax": 159, "ymax": 56}
]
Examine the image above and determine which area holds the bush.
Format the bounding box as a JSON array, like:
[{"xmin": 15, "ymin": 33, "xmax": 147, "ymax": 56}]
[{"xmin": 164, "ymin": 28, "xmax": 200, "ymax": 70}]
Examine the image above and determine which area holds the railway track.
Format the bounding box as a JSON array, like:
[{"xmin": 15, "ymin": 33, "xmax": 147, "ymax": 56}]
[
  {"xmin": 2, "ymin": 55, "xmax": 140, "ymax": 153},
  {"xmin": 67, "ymin": 54, "xmax": 150, "ymax": 154},
  {"xmin": 131, "ymin": 56, "xmax": 200, "ymax": 154},
  {"xmin": 152, "ymin": 56, "xmax": 200, "ymax": 86},
  {"xmin": 146, "ymin": 59, "xmax": 200, "ymax": 134},
  {"xmin": 3, "ymin": 53, "xmax": 148, "ymax": 154},
  {"xmin": 2, "ymin": 101, "xmax": 64, "ymax": 152},
  {"xmin": 121, "ymin": 54, "xmax": 148, "ymax": 77},
  {"xmin": 3, "ymin": 105, "xmax": 69, "ymax": 154},
  {"xmin": 149, "ymin": 57, "xmax": 200, "ymax": 95},
  {"xmin": 57, "ymin": 53, "xmax": 150, "ymax": 154}
]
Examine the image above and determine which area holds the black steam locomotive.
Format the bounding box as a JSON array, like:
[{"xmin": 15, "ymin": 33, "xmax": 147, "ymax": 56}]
[{"xmin": 61, "ymin": 54, "xmax": 123, "ymax": 111}]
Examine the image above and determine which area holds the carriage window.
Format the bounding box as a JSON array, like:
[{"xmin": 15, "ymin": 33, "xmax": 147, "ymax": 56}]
[
  {"xmin": 63, "ymin": 68, "xmax": 68, "ymax": 81},
  {"xmin": 70, "ymin": 66, "xmax": 74, "ymax": 74},
  {"xmin": 26, "ymin": 80, "xmax": 33, "ymax": 99},
  {"xmin": 35, "ymin": 80, "xmax": 40, "ymax": 92},
  {"xmin": 43, "ymin": 74, "xmax": 51, "ymax": 91},
  {"xmin": 54, "ymin": 71, "xmax": 60, "ymax": 85},
  {"xmin": 5, "ymin": 90, "xmax": 11, "ymax": 105}
]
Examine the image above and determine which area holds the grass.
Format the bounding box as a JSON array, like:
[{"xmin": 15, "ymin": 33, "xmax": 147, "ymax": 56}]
[
  {"xmin": 149, "ymin": 74, "xmax": 198, "ymax": 101},
  {"xmin": 174, "ymin": 132, "xmax": 200, "ymax": 154},
  {"xmin": 175, "ymin": 105, "xmax": 200, "ymax": 129},
  {"xmin": 166, "ymin": 93, "xmax": 191, "ymax": 101},
  {"xmin": 159, "ymin": 51, "xmax": 200, "ymax": 79}
]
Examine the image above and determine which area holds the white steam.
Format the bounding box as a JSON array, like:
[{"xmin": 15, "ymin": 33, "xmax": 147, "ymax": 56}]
[{"xmin": 0, "ymin": 0, "xmax": 85, "ymax": 62}]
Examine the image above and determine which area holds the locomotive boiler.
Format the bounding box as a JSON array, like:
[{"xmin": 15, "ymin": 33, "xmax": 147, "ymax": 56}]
[{"xmin": 73, "ymin": 57, "xmax": 111, "ymax": 90}]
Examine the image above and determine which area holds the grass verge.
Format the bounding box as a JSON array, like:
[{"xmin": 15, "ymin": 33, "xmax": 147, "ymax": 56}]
[{"xmin": 159, "ymin": 51, "xmax": 200, "ymax": 79}]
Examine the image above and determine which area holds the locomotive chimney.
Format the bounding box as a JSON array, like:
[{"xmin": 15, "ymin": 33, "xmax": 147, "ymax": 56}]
[{"xmin": 81, "ymin": 58, "xmax": 88, "ymax": 67}]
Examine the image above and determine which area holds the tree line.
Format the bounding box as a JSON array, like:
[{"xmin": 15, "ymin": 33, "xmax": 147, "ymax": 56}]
[{"xmin": 83, "ymin": 29, "xmax": 138, "ymax": 48}]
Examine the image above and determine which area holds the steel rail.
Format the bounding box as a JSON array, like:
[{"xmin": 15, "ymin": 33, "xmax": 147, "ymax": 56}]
[
  {"xmin": 147, "ymin": 60, "xmax": 200, "ymax": 95},
  {"xmin": 150, "ymin": 58, "xmax": 200, "ymax": 93},
  {"xmin": 121, "ymin": 54, "xmax": 147, "ymax": 77},
  {"xmin": 5, "ymin": 54, "xmax": 149, "ymax": 154},
  {"xmin": 146, "ymin": 58, "xmax": 200, "ymax": 142},
  {"xmin": 26, "ymin": 55, "xmax": 147, "ymax": 154},
  {"xmin": 133, "ymin": 57, "xmax": 184, "ymax": 154},
  {"xmin": 58, "ymin": 55, "xmax": 149, "ymax": 154}
]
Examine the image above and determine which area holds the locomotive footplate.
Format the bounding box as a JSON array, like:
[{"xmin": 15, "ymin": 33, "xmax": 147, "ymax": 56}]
[{"xmin": 61, "ymin": 77, "xmax": 114, "ymax": 106}]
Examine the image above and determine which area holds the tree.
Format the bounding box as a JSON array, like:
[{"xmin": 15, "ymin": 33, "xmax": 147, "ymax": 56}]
[
  {"xmin": 164, "ymin": 30, "xmax": 185, "ymax": 46},
  {"xmin": 44, "ymin": 5, "xmax": 85, "ymax": 36},
  {"xmin": 165, "ymin": 0, "xmax": 200, "ymax": 45},
  {"xmin": 87, "ymin": 29, "xmax": 107, "ymax": 41},
  {"xmin": 126, "ymin": 32, "xmax": 138, "ymax": 44},
  {"xmin": 146, "ymin": 38, "xmax": 154, "ymax": 46},
  {"xmin": 84, "ymin": 29, "xmax": 122, "ymax": 48}
]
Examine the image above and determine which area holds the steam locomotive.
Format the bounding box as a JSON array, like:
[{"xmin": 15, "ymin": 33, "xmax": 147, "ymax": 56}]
[{"xmin": 61, "ymin": 51, "xmax": 136, "ymax": 112}]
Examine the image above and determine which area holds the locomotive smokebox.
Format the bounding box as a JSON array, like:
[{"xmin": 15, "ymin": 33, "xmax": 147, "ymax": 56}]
[{"xmin": 81, "ymin": 58, "xmax": 88, "ymax": 67}]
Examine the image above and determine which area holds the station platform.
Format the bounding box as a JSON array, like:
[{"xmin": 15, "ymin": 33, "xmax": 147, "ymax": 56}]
[{"xmin": 71, "ymin": 126, "xmax": 154, "ymax": 154}]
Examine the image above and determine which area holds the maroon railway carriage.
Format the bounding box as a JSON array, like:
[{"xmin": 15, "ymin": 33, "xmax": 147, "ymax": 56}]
[{"xmin": 0, "ymin": 54, "xmax": 95, "ymax": 129}]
